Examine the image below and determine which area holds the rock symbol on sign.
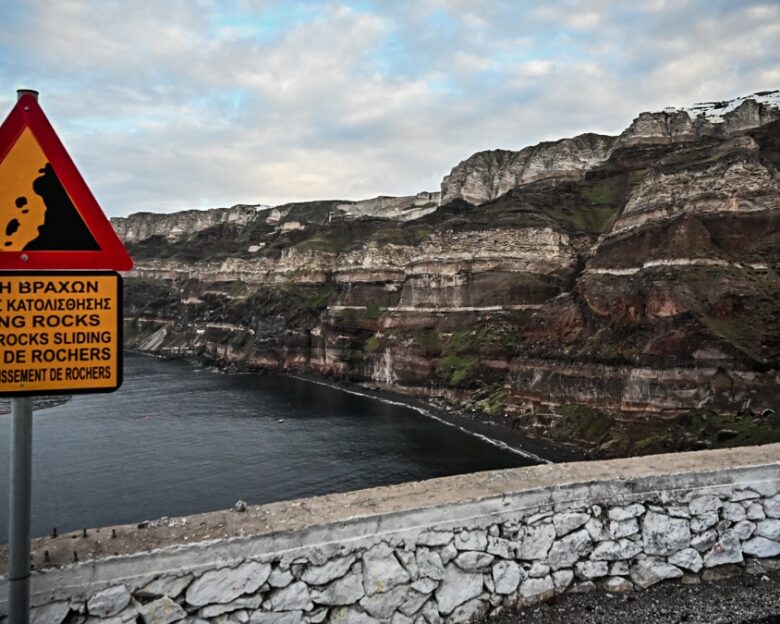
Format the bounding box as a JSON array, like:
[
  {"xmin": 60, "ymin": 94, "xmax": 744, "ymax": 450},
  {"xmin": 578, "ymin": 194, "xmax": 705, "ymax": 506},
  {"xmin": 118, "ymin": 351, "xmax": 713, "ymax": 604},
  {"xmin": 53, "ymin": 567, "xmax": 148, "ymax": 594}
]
[{"xmin": 0, "ymin": 90, "xmax": 133, "ymax": 270}]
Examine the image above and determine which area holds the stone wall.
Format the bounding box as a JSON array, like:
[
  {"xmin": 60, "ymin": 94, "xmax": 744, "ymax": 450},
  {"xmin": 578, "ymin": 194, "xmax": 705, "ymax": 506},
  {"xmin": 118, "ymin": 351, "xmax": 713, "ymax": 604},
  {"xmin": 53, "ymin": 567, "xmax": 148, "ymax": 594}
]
[{"xmin": 1, "ymin": 444, "xmax": 779, "ymax": 624}]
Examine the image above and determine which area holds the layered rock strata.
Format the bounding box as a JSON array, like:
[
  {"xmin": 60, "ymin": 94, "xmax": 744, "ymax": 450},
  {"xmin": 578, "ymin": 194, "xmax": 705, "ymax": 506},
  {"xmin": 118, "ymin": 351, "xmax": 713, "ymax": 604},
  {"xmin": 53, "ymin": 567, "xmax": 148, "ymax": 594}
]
[{"xmin": 120, "ymin": 91, "xmax": 780, "ymax": 456}]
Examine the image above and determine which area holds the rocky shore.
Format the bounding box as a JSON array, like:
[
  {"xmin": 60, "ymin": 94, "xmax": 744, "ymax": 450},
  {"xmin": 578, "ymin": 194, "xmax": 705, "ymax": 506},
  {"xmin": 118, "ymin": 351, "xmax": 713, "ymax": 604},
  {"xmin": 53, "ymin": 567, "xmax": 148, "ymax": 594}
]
[{"xmin": 283, "ymin": 370, "xmax": 588, "ymax": 464}]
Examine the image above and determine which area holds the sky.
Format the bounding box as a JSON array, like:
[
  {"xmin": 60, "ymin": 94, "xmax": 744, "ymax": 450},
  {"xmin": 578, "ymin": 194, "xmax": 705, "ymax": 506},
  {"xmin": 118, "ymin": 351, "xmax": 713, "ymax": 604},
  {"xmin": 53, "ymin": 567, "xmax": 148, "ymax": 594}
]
[{"xmin": 0, "ymin": 0, "xmax": 778, "ymax": 217}]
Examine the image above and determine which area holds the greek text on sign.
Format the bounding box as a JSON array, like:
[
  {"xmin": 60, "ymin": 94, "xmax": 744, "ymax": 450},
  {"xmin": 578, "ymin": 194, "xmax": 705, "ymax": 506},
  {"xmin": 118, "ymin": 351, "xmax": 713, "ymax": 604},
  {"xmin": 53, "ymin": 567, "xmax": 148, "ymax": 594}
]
[{"xmin": 0, "ymin": 272, "xmax": 122, "ymax": 395}]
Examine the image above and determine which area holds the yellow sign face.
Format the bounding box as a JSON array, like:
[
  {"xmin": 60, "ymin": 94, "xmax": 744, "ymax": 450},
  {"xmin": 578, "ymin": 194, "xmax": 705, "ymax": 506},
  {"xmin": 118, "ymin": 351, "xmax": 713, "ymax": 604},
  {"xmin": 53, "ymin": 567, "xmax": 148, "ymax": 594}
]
[
  {"xmin": 0, "ymin": 272, "xmax": 122, "ymax": 395},
  {"xmin": 0, "ymin": 128, "xmax": 49, "ymax": 250}
]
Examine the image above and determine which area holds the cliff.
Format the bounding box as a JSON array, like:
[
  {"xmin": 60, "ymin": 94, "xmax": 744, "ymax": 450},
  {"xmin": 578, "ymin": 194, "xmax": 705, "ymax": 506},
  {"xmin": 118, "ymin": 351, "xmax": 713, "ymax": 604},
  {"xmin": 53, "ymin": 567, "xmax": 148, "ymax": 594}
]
[
  {"xmin": 112, "ymin": 204, "xmax": 264, "ymax": 244},
  {"xmin": 119, "ymin": 90, "xmax": 780, "ymax": 458}
]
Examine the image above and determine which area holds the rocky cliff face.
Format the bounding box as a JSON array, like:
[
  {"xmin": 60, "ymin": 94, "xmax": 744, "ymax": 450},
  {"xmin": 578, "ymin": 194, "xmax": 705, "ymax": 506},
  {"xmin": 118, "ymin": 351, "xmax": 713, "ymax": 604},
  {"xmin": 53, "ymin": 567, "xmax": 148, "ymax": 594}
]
[
  {"xmin": 112, "ymin": 205, "xmax": 264, "ymax": 244},
  {"xmin": 441, "ymin": 91, "xmax": 780, "ymax": 206},
  {"xmin": 121, "ymin": 91, "xmax": 780, "ymax": 458},
  {"xmin": 440, "ymin": 134, "xmax": 615, "ymax": 205}
]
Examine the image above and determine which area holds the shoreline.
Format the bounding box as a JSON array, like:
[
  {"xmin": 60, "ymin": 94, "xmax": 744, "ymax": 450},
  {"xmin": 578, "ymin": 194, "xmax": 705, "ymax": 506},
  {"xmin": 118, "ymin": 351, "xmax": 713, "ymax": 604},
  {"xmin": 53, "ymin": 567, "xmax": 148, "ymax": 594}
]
[
  {"xmin": 125, "ymin": 348, "xmax": 586, "ymax": 465},
  {"xmin": 285, "ymin": 371, "xmax": 587, "ymax": 465}
]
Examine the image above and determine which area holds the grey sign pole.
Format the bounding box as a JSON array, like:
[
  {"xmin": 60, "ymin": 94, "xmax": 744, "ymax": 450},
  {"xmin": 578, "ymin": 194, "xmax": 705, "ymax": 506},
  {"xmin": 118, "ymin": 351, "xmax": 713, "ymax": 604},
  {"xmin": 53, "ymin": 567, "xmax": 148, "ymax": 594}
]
[
  {"xmin": 8, "ymin": 396, "xmax": 33, "ymax": 624},
  {"xmin": 7, "ymin": 88, "xmax": 38, "ymax": 624}
]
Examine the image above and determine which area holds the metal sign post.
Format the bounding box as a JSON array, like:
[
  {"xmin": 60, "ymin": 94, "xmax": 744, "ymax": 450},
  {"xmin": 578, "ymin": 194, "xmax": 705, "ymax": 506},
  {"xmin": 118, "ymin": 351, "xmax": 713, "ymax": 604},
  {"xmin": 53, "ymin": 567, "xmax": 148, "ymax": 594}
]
[
  {"xmin": 0, "ymin": 89, "xmax": 132, "ymax": 622},
  {"xmin": 8, "ymin": 396, "xmax": 33, "ymax": 624}
]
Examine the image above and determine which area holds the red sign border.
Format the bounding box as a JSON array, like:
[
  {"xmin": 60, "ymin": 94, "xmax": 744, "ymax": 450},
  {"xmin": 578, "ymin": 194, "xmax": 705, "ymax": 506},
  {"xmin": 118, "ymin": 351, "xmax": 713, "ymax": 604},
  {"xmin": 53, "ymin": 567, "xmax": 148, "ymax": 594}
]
[
  {"xmin": 0, "ymin": 270, "xmax": 124, "ymax": 397},
  {"xmin": 0, "ymin": 94, "xmax": 133, "ymax": 271}
]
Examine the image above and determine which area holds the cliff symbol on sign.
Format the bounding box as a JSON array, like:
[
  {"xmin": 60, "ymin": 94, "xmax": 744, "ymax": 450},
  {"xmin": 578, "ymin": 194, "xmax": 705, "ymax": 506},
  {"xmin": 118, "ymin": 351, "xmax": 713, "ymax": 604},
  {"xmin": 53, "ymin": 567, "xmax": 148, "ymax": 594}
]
[
  {"xmin": 0, "ymin": 128, "xmax": 98, "ymax": 251},
  {"xmin": 0, "ymin": 91, "xmax": 133, "ymax": 270}
]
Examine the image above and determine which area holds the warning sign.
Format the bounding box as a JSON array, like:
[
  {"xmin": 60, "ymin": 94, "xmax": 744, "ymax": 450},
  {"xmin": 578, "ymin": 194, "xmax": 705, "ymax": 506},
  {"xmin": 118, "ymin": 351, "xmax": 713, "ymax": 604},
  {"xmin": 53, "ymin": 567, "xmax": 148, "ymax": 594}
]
[
  {"xmin": 0, "ymin": 272, "xmax": 122, "ymax": 395},
  {"xmin": 0, "ymin": 91, "xmax": 133, "ymax": 270}
]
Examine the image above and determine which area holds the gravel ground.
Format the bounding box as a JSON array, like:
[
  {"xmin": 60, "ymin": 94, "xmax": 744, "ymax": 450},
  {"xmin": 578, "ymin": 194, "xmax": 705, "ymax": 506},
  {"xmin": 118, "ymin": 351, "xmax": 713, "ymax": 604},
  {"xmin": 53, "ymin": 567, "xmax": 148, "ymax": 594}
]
[{"xmin": 483, "ymin": 571, "xmax": 780, "ymax": 624}]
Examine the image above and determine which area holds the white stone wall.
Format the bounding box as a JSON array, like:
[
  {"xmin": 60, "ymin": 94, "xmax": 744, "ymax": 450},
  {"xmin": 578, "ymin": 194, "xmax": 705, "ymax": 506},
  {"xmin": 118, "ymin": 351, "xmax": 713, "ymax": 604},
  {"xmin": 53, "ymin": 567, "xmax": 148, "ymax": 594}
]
[{"xmin": 1, "ymin": 449, "xmax": 778, "ymax": 624}]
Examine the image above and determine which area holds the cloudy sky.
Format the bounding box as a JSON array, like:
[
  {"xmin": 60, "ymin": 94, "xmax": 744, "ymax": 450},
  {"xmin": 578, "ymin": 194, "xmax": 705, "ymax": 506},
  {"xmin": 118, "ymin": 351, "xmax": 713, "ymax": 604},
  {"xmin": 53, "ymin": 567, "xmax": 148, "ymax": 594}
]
[{"xmin": 0, "ymin": 0, "xmax": 778, "ymax": 217}]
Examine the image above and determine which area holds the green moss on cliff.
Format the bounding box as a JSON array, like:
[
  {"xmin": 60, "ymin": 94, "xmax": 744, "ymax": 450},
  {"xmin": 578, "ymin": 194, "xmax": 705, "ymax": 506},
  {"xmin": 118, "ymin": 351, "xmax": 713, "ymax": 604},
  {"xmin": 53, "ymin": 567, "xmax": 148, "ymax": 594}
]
[
  {"xmin": 370, "ymin": 223, "xmax": 434, "ymax": 247},
  {"xmin": 371, "ymin": 228, "xmax": 405, "ymax": 245},
  {"xmin": 582, "ymin": 182, "xmax": 615, "ymax": 205},
  {"xmin": 295, "ymin": 233, "xmax": 352, "ymax": 253},
  {"xmin": 676, "ymin": 409, "xmax": 780, "ymax": 449},
  {"xmin": 552, "ymin": 404, "xmax": 614, "ymax": 442},
  {"xmin": 435, "ymin": 329, "xmax": 481, "ymax": 385},
  {"xmin": 416, "ymin": 329, "xmax": 442, "ymax": 356},
  {"xmin": 281, "ymin": 281, "xmax": 334, "ymax": 314},
  {"xmin": 436, "ymin": 354, "xmax": 480, "ymax": 385},
  {"xmin": 701, "ymin": 316, "xmax": 763, "ymax": 353}
]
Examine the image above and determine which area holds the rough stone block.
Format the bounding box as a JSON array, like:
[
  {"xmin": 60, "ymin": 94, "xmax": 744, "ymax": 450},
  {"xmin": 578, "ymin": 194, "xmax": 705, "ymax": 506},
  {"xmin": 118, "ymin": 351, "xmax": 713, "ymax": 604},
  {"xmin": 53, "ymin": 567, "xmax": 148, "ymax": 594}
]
[
  {"xmin": 363, "ymin": 544, "xmax": 410, "ymax": 596},
  {"xmin": 136, "ymin": 575, "xmax": 193, "ymax": 600},
  {"xmin": 756, "ymin": 519, "xmax": 780, "ymax": 541},
  {"xmin": 551, "ymin": 570, "xmax": 574, "ymax": 593},
  {"xmin": 608, "ymin": 504, "xmax": 645, "ymax": 522},
  {"xmin": 186, "ymin": 562, "xmax": 270, "ymax": 608},
  {"xmin": 415, "ymin": 548, "xmax": 444, "ymax": 581},
  {"xmin": 416, "ymin": 531, "xmax": 453, "ymax": 547},
  {"xmin": 602, "ymin": 577, "xmax": 633, "ymax": 593},
  {"xmin": 31, "ymin": 602, "xmax": 71, "ymax": 624},
  {"xmin": 721, "ymin": 502, "xmax": 747, "ymax": 523},
  {"xmin": 446, "ymin": 598, "xmax": 488, "ymax": 624},
  {"xmin": 359, "ymin": 585, "xmax": 409, "ymax": 620},
  {"xmin": 642, "ymin": 512, "xmax": 691, "ymax": 556},
  {"xmin": 548, "ymin": 529, "xmax": 592, "ymax": 570},
  {"xmin": 266, "ymin": 581, "xmax": 312, "ymax": 612},
  {"xmin": 87, "ymin": 586, "xmax": 132, "ymax": 618},
  {"xmin": 453, "ymin": 552, "xmax": 494, "ymax": 572},
  {"xmin": 528, "ymin": 562, "xmax": 550, "ymax": 578},
  {"xmin": 553, "ymin": 512, "xmax": 590, "ymax": 537},
  {"xmin": 453, "ymin": 529, "xmax": 487, "ymax": 552},
  {"xmin": 765, "ymin": 495, "xmax": 780, "ymax": 518},
  {"xmin": 492, "ymin": 560, "xmax": 523, "ymax": 595},
  {"xmin": 745, "ymin": 502, "xmax": 766, "ymax": 520},
  {"xmin": 609, "ymin": 518, "xmax": 639, "ymax": 539},
  {"xmin": 703, "ymin": 530, "xmax": 743, "ymax": 567},
  {"xmin": 630, "ymin": 558, "xmax": 683, "ymax": 589},
  {"xmin": 327, "ymin": 607, "xmax": 377, "ymax": 624},
  {"xmin": 518, "ymin": 576, "xmax": 554, "ymax": 606},
  {"xmin": 742, "ymin": 536, "xmax": 780, "ymax": 558},
  {"xmin": 691, "ymin": 529, "xmax": 718, "ymax": 553},
  {"xmin": 668, "ymin": 548, "xmax": 703, "ymax": 573},
  {"xmin": 689, "ymin": 495, "xmax": 723, "ymax": 516},
  {"xmin": 691, "ymin": 512, "xmax": 719, "ymax": 533},
  {"xmin": 301, "ymin": 556, "xmax": 356, "ymax": 586},
  {"xmin": 574, "ymin": 561, "xmax": 608, "ymax": 580},
  {"xmin": 516, "ymin": 523, "xmax": 555, "ymax": 561},
  {"xmin": 590, "ymin": 539, "xmax": 642, "ymax": 561},
  {"xmin": 311, "ymin": 573, "xmax": 365, "ymax": 606},
  {"xmin": 139, "ymin": 597, "xmax": 186, "ymax": 624}
]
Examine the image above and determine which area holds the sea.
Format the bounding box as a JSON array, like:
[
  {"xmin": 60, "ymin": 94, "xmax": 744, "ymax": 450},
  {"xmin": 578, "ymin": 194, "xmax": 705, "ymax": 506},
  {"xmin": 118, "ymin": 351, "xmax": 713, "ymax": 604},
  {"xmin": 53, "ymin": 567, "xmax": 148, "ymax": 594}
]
[{"xmin": 0, "ymin": 352, "xmax": 537, "ymax": 540}]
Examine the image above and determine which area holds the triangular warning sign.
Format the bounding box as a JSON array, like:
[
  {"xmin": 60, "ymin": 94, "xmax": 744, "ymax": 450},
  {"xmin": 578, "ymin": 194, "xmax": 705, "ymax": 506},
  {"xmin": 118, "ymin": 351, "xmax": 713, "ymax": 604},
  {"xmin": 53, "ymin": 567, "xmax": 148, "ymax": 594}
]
[{"xmin": 0, "ymin": 91, "xmax": 133, "ymax": 270}]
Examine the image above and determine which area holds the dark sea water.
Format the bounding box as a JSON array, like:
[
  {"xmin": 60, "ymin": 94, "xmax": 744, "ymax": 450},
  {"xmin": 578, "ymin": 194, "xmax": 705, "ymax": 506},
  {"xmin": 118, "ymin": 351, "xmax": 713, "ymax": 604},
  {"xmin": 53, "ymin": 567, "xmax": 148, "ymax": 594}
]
[{"xmin": 0, "ymin": 353, "xmax": 534, "ymax": 540}]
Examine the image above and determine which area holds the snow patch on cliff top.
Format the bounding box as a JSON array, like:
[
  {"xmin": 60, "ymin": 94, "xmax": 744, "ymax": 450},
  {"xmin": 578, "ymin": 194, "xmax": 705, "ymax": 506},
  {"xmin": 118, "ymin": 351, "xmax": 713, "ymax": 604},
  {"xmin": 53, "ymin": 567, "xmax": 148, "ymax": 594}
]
[{"xmin": 674, "ymin": 90, "xmax": 780, "ymax": 123}]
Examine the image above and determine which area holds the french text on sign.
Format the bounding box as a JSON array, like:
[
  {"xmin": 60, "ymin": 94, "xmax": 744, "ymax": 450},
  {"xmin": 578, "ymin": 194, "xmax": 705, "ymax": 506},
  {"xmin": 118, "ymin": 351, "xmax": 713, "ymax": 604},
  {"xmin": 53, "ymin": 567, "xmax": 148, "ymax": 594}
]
[{"xmin": 0, "ymin": 271, "xmax": 123, "ymax": 395}]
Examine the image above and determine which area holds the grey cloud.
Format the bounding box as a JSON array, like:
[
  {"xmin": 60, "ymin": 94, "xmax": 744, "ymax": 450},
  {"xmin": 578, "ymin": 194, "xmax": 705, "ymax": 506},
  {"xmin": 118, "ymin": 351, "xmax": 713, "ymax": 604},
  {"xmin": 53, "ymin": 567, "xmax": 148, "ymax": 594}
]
[{"xmin": 0, "ymin": 0, "xmax": 777, "ymax": 216}]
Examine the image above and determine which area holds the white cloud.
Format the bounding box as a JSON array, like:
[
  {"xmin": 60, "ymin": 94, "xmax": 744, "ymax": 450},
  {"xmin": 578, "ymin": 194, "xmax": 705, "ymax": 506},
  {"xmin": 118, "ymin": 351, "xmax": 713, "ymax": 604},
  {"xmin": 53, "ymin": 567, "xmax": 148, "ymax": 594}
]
[
  {"xmin": 513, "ymin": 60, "xmax": 555, "ymax": 78},
  {"xmin": 0, "ymin": 0, "xmax": 777, "ymax": 216}
]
